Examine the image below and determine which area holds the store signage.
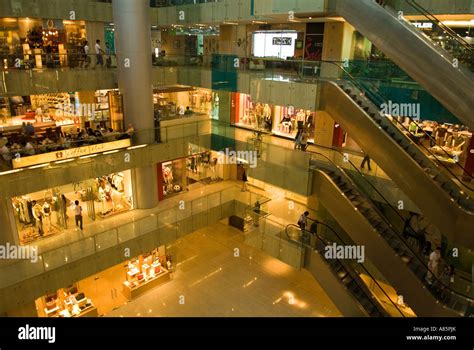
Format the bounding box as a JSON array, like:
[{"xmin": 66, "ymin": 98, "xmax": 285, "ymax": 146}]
[
  {"xmin": 12, "ymin": 139, "xmax": 131, "ymax": 169},
  {"xmin": 272, "ymin": 37, "xmax": 293, "ymax": 45},
  {"xmin": 413, "ymin": 22, "xmax": 433, "ymax": 30}
]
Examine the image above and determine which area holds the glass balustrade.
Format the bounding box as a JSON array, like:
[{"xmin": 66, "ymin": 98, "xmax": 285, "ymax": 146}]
[{"xmin": 0, "ymin": 184, "xmax": 243, "ymax": 289}]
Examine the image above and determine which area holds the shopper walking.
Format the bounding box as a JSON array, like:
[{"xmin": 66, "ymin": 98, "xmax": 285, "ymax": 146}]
[
  {"xmin": 360, "ymin": 154, "xmax": 372, "ymax": 171},
  {"xmin": 426, "ymin": 247, "xmax": 441, "ymax": 285},
  {"xmin": 94, "ymin": 39, "xmax": 104, "ymax": 68},
  {"xmin": 300, "ymin": 126, "xmax": 309, "ymax": 151},
  {"xmin": 82, "ymin": 41, "xmax": 90, "ymax": 68},
  {"xmin": 294, "ymin": 129, "xmax": 302, "ymax": 150},
  {"xmin": 241, "ymin": 168, "xmax": 248, "ymax": 192},
  {"xmin": 73, "ymin": 200, "xmax": 83, "ymax": 231}
]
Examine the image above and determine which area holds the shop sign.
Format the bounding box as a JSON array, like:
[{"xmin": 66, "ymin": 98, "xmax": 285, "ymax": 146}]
[
  {"xmin": 272, "ymin": 37, "xmax": 293, "ymax": 45},
  {"xmin": 12, "ymin": 139, "xmax": 131, "ymax": 169},
  {"xmin": 413, "ymin": 22, "xmax": 433, "ymax": 30}
]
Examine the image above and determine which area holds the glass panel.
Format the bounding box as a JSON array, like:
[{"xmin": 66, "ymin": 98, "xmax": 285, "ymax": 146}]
[
  {"xmin": 117, "ymin": 222, "xmax": 139, "ymax": 243},
  {"xmin": 95, "ymin": 229, "xmax": 118, "ymax": 252},
  {"xmin": 138, "ymin": 215, "xmax": 158, "ymax": 235},
  {"xmin": 158, "ymin": 208, "xmax": 177, "ymax": 228}
]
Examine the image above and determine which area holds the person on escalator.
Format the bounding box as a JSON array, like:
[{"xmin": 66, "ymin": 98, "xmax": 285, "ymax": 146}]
[
  {"xmin": 298, "ymin": 212, "xmax": 309, "ymax": 230},
  {"xmin": 426, "ymin": 247, "xmax": 441, "ymax": 285},
  {"xmin": 360, "ymin": 154, "xmax": 372, "ymax": 171}
]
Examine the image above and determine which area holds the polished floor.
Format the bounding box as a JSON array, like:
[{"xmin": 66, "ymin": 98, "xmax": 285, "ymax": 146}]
[{"xmin": 103, "ymin": 222, "xmax": 342, "ymax": 317}]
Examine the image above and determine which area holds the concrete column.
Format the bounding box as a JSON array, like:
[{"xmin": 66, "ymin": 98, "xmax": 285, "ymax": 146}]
[
  {"xmin": 0, "ymin": 196, "xmax": 15, "ymax": 245},
  {"xmin": 320, "ymin": 21, "xmax": 355, "ymax": 78},
  {"xmin": 85, "ymin": 22, "xmax": 105, "ymax": 50},
  {"xmin": 113, "ymin": 0, "xmax": 158, "ymax": 209}
]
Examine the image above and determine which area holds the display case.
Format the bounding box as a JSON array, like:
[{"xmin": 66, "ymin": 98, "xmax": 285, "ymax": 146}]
[
  {"xmin": 37, "ymin": 286, "xmax": 98, "ymax": 318},
  {"xmin": 122, "ymin": 252, "xmax": 171, "ymax": 300}
]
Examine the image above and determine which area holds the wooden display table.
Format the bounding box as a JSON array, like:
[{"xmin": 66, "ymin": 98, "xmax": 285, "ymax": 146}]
[{"xmin": 122, "ymin": 268, "xmax": 171, "ymax": 300}]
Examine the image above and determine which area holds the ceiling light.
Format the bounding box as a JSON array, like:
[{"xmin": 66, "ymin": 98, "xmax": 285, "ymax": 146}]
[
  {"xmin": 54, "ymin": 159, "xmax": 75, "ymax": 164},
  {"xmin": 0, "ymin": 169, "xmax": 23, "ymax": 176},
  {"xmin": 127, "ymin": 144, "xmax": 148, "ymax": 150},
  {"xmin": 79, "ymin": 154, "xmax": 98, "ymax": 159},
  {"xmin": 28, "ymin": 163, "xmax": 49, "ymax": 169}
]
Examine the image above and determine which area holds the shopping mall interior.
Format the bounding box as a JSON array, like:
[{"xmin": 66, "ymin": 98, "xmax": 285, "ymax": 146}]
[{"xmin": 0, "ymin": 0, "xmax": 473, "ymax": 320}]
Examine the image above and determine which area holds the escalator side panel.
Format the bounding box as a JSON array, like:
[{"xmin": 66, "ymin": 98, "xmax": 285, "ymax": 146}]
[
  {"xmin": 336, "ymin": 0, "xmax": 474, "ymax": 130},
  {"xmin": 312, "ymin": 169, "xmax": 456, "ymax": 316},
  {"xmin": 320, "ymin": 80, "xmax": 473, "ymax": 247},
  {"xmin": 304, "ymin": 247, "xmax": 369, "ymax": 317}
]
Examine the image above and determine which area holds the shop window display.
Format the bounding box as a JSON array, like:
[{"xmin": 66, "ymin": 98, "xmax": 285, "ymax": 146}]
[
  {"xmin": 11, "ymin": 171, "xmax": 133, "ymax": 244},
  {"xmin": 272, "ymin": 106, "xmax": 315, "ymax": 143},
  {"xmin": 154, "ymin": 88, "xmax": 214, "ymax": 121},
  {"xmin": 36, "ymin": 284, "xmax": 98, "ymax": 318},
  {"xmin": 187, "ymin": 150, "xmax": 220, "ymax": 183},
  {"xmin": 122, "ymin": 247, "xmax": 171, "ymax": 300},
  {"xmin": 162, "ymin": 160, "xmax": 187, "ymax": 197},
  {"xmin": 233, "ymin": 93, "xmax": 273, "ymax": 132}
]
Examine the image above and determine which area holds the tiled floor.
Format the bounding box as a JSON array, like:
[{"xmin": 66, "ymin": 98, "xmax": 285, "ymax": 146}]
[{"xmin": 105, "ymin": 222, "xmax": 342, "ymax": 317}]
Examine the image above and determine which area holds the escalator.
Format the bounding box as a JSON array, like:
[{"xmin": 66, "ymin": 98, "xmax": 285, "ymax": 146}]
[
  {"xmin": 335, "ymin": 0, "xmax": 474, "ymax": 130},
  {"xmin": 286, "ymin": 224, "xmax": 406, "ymax": 317},
  {"xmin": 309, "ymin": 150, "xmax": 473, "ymax": 316},
  {"xmin": 320, "ymin": 78, "xmax": 474, "ymax": 248}
]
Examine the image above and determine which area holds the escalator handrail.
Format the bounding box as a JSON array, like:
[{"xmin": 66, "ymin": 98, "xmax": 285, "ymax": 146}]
[
  {"xmin": 309, "ymin": 150, "xmax": 474, "ymax": 303},
  {"xmin": 339, "ymin": 59, "xmax": 474, "ymax": 184},
  {"xmin": 380, "ymin": 1, "xmax": 470, "ymax": 66},
  {"xmin": 285, "ymin": 223, "xmax": 405, "ymax": 317},
  {"xmin": 331, "ymin": 60, "xmax": 474, "ymax": 187},
  {"xmin": 405, "ymin": 0, "xmax": 473, "ymax": 53},
  {"xmin": 307, "ymin": 144, "xmax": 471, "ymax": 286},
  {"xmin": 327, "ymin": 61, "xmax": 474, "ymax": 193},
  {"xmin": 307, "ymin": 146, "xmax": 418, "ymax": 237}
]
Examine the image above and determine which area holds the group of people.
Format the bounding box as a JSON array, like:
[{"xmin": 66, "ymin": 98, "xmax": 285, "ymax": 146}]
[
  {"xmin": 80, "ymin": 39, "xmax": 111, "ymax": 69},
  {"xmin": 0, "ymin": 123, "xmax": 134, "ymax": 169},
  {"xmin": 402, "ymin": 212, "xmax": 456, "ymax": 296}
]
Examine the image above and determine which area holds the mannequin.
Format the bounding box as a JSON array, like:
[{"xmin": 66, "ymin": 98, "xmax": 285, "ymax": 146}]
[
  {"xmin": 163, "ymin": 166, "xmax": 174, "ymax": 193},
  {"xmin": 263, "ymin": 104, "xmax": 271, "ymax": 118},
  {"xmin": 42, "ymin": 201, "xmax": 52, "ymax": 232},
  {"xmin": 111, "ymin": 173, "xmax": 125, "ymax": 192},
  {"xmin": 296, "ymin": 109, "xmax": 306, "ymax": 122},
  {"xmin": 98, "ymin": 182, "xmax": 108, "ymax": 215},
  {"xmin": 105, "ymin": 181, "xmax": 114, "ymax": 212},
  {"xmin": 280, "ymin": 115, "xmax": 292, "ymax": 134},
  {"xmin": 210, "ymin": 157, "xmax": 218, "ymax": 181},
  {"xmin": 51, "ymin": 195, "xmax": 61, "ymax": 226},
  {"xmin": 32, "ymin": 201, "xmax": 44, "ymax": 236}
]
